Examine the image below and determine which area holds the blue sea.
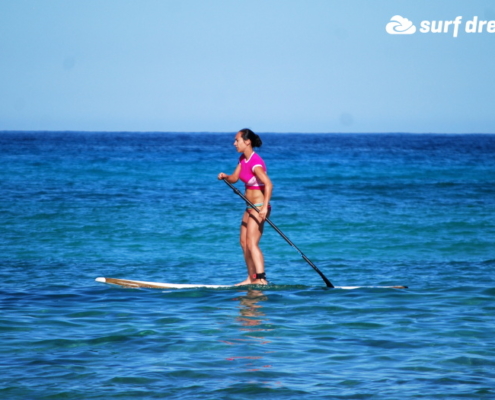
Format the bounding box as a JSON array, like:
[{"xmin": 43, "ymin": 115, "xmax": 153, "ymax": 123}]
[{"xmin": 1, "ymin": 131, "xmax": 494, "ymax": 399}]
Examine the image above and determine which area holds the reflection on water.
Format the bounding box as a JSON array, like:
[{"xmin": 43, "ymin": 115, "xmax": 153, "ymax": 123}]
[
  {"xmin": 223, "ymin": 289, "xmax": 274, "ymax": 374},
  {"xmin": 235, "ymin": 289, "xmax": 268, "ymax": 330}
]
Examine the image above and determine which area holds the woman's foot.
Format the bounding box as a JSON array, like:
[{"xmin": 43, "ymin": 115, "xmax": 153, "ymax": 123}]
[
  {"xmin": 234, "ymin": 278, "xmax": 268, "ymax": 286},
  {"xmin": 250, "ymin": 279, "xmax": 268, "ymax": 285},
  {"xmin": 235, "ymin": 278, "xmax": 253, "ymax": 286}
]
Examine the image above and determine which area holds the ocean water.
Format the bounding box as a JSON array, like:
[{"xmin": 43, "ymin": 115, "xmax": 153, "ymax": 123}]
[{"xmin": 1, "ymin": 131, "xmax": 494, "ymax": 399}]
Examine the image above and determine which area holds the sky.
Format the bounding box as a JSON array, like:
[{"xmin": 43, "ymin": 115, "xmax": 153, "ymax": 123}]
[{"xmin": 1, "ymin": 0, "xmax": 494, "ymax": 133}]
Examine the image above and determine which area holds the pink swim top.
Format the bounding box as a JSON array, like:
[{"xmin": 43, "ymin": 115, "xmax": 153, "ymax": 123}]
[{"xmin": 239, "ymin": 152, "xmax": 267, "ymax": 190}]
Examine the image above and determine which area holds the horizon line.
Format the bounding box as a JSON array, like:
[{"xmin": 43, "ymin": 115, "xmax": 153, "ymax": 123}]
[{"xmin": 1, "ymin": 130, "xmax": 493, "ymax": 135}]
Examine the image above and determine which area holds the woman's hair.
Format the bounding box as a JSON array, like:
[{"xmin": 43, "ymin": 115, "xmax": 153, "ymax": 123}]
[{"xmin": 239, "ymin": 128, "xmax": 262, "ymax": 148}]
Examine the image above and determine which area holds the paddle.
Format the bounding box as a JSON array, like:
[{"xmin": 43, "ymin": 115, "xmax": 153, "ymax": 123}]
[{"xmin": 223, "ymin": 179, "xmax": 334, "ymax": 288}]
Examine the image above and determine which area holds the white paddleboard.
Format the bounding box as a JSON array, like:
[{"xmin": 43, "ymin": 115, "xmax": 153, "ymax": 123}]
[{"xmin": 95, "ymin": 277, "xmax": 407, "ymax": 290}]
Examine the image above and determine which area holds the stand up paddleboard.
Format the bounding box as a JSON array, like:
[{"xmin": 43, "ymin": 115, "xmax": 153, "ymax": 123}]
[{"xmin": 95, "ymin": 277, "xmax": 407, "ymax": 290}]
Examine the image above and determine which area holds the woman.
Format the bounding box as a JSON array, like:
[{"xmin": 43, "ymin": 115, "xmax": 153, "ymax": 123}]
[{"xmin": 218, "ymin": 129, "xmax": 273, "ymax": 286}]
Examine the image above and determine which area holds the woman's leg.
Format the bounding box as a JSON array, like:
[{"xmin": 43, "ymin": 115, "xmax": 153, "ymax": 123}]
[
  {"xmin": 235, "ymin": 209, "xmax": 269, "ymax": 285},
  {"xmin": 236, "ymin": 211, "xmax": 256, "ymax": 285},
  {"xmin": 245, "ymin": 211, "xmax": 267, "ymax": 284}
]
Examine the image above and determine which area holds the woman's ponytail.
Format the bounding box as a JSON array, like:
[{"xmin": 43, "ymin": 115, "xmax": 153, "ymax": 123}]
[{"xmin": 239, "ymin": 128, "xmax": 262, "ymax": 148}]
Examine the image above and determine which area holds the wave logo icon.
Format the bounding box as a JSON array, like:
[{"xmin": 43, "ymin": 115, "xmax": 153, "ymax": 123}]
[{"xmin": 386, "ymin": 15, "xmax": 417, "ymax": 34}]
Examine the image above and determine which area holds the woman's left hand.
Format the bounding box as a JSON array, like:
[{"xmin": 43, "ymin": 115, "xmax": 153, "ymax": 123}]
[{"xmin": 258, "ymin": 206, "xmax": 268, "ymax": 221}]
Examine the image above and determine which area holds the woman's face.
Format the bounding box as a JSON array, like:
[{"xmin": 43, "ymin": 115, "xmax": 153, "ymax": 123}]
[{"xmin": 233, "ymin": 131, "xmax": 250, "ymax": 153}]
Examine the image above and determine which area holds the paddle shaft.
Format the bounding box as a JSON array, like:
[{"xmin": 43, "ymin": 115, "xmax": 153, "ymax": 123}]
[{"xmin": 223, "ymin": 179, "xmax": 334, "ymax": 288}]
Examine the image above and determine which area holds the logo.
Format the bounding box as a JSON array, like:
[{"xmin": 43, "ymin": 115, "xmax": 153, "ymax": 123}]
[
  {"xmin": 386, "ymin": 15, "xmax": 495, "ymax": 37},
  {"xmin": 386, "ymin": 15, "xmax": 416, "ymax": 34}
]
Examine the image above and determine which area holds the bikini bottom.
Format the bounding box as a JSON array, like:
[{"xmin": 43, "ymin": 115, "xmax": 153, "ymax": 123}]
[{"xmin": 246, "ymin": 203, "xmax": 272, "ymax": 212}]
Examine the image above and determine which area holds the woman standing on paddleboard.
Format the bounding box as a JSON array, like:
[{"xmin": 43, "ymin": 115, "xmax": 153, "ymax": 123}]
[{"xmin": 218, "ymin": 129, "xmax": 273, "ymax": 286}]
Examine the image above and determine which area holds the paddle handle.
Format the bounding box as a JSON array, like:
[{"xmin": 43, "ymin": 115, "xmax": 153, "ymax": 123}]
[{"xmin": 223, "ymin": 179, "xmax": 334, "ymax": 288}]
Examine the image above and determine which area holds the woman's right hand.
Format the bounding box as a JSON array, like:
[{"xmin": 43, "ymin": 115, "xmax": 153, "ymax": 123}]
[{"xmin": 217, "ymin": 172, "xmax": 227, "ymax": 180}]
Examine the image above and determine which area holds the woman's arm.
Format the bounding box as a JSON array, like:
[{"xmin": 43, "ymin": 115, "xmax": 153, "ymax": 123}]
[
  {"xmin": 253, "ymin": 167, "xmax": 273, "ymax": 221},
  {"xmin": 217, "ymin": 163, "xmax": 241, "ymax": 183}
]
